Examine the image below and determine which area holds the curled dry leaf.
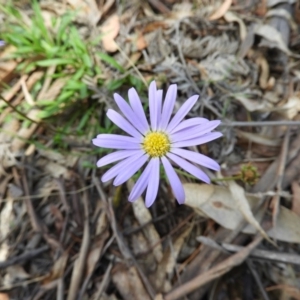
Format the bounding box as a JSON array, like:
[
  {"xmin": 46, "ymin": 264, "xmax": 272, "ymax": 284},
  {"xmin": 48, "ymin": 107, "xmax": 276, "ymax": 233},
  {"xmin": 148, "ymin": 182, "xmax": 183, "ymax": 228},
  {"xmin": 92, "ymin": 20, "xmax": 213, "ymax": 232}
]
[
  {"xmin": 184, "ymin": 183, "xmax": 300, "ymax": 243},
  {"xmin": 101, "ymin": 14, "xmax": 120, "ymax": 52},
  {"xmin": 256, "ymin": 55, "xmax": 270, "ymax": 90},
  {"xmin": 223, "ymin": 11, "xmax": 247, "ymax": 41},
  {"xmin": 254, "ymin": 24, "xmax": 291, "ymax": 55},
  {"xmin": 227, "ymin": 181, "xmax": 272, "ymax": 243},
  {"xmin": 209, "ymin": 0, "xmax": 232, "ymax": 21}
]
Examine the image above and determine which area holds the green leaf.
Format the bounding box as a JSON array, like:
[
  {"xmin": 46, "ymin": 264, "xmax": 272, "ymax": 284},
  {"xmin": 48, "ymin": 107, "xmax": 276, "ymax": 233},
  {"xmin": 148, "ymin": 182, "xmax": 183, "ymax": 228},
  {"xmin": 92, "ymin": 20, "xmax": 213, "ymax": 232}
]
[
  {"xmin": 32, "ymin": 0, "xmax": 51, "ymax": 43},
  {"xmin": 35, "ymin": 58, "xmax": 74, "ymax": 67},
  {"xmin": 107, "ymin": 78, "xmax": 126, "ymax": 91},
  {"xmin": 129, "ymin": 75, "xmax": 144, "ymax": 91},
  {"xmin": 97, "ymin": 52, "xmax": 124, "ymax": 72},
  {"xmin": 77, "ymin": 108, "xmax": 93, "ymax": 131}
]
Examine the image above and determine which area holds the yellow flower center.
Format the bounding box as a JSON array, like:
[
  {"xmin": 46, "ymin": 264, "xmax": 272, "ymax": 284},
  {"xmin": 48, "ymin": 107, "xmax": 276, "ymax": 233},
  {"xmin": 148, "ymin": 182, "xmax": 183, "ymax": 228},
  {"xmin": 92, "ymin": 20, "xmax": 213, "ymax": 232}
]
[{"xmin": 143, "ymin": 131, "xmax": 170, "ymax": 157}]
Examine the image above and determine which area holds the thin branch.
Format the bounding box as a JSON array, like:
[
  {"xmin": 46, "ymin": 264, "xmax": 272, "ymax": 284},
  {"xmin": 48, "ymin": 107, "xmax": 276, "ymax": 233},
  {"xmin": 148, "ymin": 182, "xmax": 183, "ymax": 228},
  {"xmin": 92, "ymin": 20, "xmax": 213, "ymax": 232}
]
[{"xmin": 222, "ymin": 120, "xmax": 300, "ymax": 127}]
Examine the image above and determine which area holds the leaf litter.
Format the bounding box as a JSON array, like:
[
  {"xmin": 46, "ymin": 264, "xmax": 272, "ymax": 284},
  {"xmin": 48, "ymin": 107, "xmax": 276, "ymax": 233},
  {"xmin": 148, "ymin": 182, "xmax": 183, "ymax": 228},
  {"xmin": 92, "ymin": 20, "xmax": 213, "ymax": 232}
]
[{"xmin": 1, "ymin": 0, "xmax": 300, "ymax": 299}]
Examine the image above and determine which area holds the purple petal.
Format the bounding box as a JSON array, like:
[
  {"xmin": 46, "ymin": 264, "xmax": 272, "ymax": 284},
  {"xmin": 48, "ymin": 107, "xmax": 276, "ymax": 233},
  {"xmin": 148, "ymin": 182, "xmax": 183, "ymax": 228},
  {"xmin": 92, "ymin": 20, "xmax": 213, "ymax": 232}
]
[
  {"xmin": 170, "ymin": 117, "xmax": 209, "ymax": 134},
  {"xmin": 128, "ymin": 160, "xmax": 153, "ymax": 202},
  {"xmin": 149, "ymin": 81, "xmax": 158, "ymax": 131},
  {"xmin": 167, "ymin": 153, "xmax": 210, "ymax": 183},
  {"xmin": 171, "ymin": 120, "xmax": 221, "ymax": 142},
  {"xmin": 128, "ymin": 88, "xmax": 149, "ymax": 133},
  {"xmin": 166, "ymin": 95, "xmax": 199, "ymax": 133},
  {"xmin": 171, "ymin": 148, "xmax": 220, "ymax": 171},
  {"xmin": 113, "ymin": 93, "xmax": 146, "ymax": 134},
  {"xmin": 102, "ymin": 152, "xmax": 144, "ymax": 182},
  {"xmin": 107, "ymin": 109, "xmax": 143, "ymax": 140},
  {"xmin": 113, "ymin": 154, "xmax": 149, "ymax": 186},
  {"xmin": 96, "ymin": 150, "xmax": 143, "ymax": 167},
  {"xmin": 145, "ymin": 157, "xmax": 160, "ymax": 207},
  {"xmin": 156, "ymin": 89, "xmax": 163, "ymax": 130},
  {"xmin": 161, "ymin": 157, "xmax": 185, "ymax": 204},
  {"xmin": 93, "ymin": 134, "xmax": 141, "ymax": 149},
  {"xmin": 172, "ymin": 132, "xmax": 223, "ymax": 148},
  {"xmin": 160, "ymin": 84, "xmax": 177, "ymax": 130}
]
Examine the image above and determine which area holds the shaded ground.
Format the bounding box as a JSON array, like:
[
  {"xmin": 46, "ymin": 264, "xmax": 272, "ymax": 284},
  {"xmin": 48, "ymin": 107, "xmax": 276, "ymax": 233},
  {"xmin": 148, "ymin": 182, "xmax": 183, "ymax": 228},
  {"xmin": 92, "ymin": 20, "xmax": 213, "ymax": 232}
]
[{"xmin": 1, "ymin": 0, "xmax": 300, "ymax": 299}]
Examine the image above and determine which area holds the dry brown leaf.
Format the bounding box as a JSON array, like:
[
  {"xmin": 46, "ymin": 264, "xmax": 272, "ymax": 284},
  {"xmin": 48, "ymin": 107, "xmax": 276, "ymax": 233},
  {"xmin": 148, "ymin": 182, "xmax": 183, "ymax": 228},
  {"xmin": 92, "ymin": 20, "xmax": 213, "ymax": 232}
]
[
  {"xmin": 67, "ymin": 0, "xmax": 101, "ymax": 26},
  {"xmin": 95, "ymin": 210, "xmax": 107, "ymax": 235},
  {"xmin": 86, "ymin": 231, "xmax": 109, "ymax": 275},
  {"xmin": 236, "ymin": 129, "xmax": 281, "ymax": 146},
  {"xmin": 278, "ymin": 95, "xmax": 300, "ymax": 119},
  {"xmin": 3, "ymin": 265, "xmax": 30, "ymax": 287},
  {"xmin": 125, "ymin": 52, "xmax": 142, "ymax": 70},
  {"xmin": 232, "ymin": 94, "xmax": 272, "ymax": 112},
  {"xmin": 266, "ymin": 284, "xmax": 300, "ymax": 300},
  {"xmin": 136, "ymin": 32, "xmax": 148, "ymax": 51},
  {"xmin": 0, "ymin": 197, "xmax": 14, "ymax": 262},
  {"xmin": 165, "ymin": 225, "xmax": 193, "ymax": 277},
  {"xmin": 170, "ymin": 3, "xmax": 193, "ymax": 21},
  {"xmin": 42, "ymin": 251, "xmax": 69, "ymax": 284},
  {"xmin": 128, "ymin": 180, "xmax": 163, "ymax": 263},
  {"xmin": 36, "ymin": 159, "xmax": 71, "ymax": 179},
  {"xmin": 209, "ymin": 0, "xmax": 232, "ymax": 20},
  {"xmin": 223, "ymin": 11, "xmax": 247, "ymax": 40},
  {"xmin": 38, "ymin": 148, "xmax": 78, "ymax": 168},
  {"xmin": 101, "ymin": 14, "xmax": 120, "ymax": 52},
  {"xmin": 152, "ymin": 225, "xmax": 193, "ymax": 293},
  {"xmin": 184, "ymin": 183, "xmax": 300, "ymax": 243},
  {"xmin": 38, "ymin": 77, "xmax": 70, "ymax": 102},
  {"xmin": 131, "ymin": 224, "xmax": 151, "ymax": 256},
  {"xmin": 227, "ymin": 181, "xmax": 272, "ymax": 243},
  {"xmin": 112, "ymin": 265, "xmax": 151, "ymax": 300},
  {"xmin": 256, "ymin": 55, "xmax": 270, "ymax": 89},
  {"xmin": 11, "ymin": 108, "xmax": 41, "ymax": 152},
  {"xmin": 291, "ymin": 181, "xmax": 300, "ymax": 216},
  {"xmin": 0, "ymin": 46, "xmax": 18, "ymax": 83},
  {"xmin": 21, "ymin": 74, "xmax": 35, "ymax": 106},
  {"xmin": 255, "ymin": 24, "xmax": 291, "ymax": 55}
]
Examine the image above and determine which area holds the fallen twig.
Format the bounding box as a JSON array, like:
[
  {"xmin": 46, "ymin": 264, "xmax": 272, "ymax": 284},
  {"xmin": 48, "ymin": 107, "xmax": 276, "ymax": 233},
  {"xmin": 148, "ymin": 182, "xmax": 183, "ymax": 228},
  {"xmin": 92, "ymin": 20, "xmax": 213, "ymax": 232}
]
[
  {"xmin": 165, "ymin": 235, "xmax": 263, "ymax": 300},
  {"xmin": 66, "ymin": 177, "xmax": 90, "ymax": 300},
  {"xmin": 0, "ymin": 245, "xmax": 49, "ymax": 269}
]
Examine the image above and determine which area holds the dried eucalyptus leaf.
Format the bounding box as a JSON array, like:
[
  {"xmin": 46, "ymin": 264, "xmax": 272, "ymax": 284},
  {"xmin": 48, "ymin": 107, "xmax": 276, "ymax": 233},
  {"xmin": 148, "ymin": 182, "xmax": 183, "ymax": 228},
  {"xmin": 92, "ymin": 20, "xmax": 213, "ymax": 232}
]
[{"xmin": 184, "ymin": 183, "xmax": 300, "ymax": 243}]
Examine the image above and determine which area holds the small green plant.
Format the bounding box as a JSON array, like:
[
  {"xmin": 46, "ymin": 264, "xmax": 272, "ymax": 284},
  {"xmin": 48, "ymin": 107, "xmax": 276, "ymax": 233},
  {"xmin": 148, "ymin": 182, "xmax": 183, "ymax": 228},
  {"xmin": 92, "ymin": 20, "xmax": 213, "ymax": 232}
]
[
  {"xmin": 0, "ymin": 1, "xmax": 144, "ymax": 150},
  {"xmin": 1, "ymin": 2, "xmax": 95, "ymax": 117}
]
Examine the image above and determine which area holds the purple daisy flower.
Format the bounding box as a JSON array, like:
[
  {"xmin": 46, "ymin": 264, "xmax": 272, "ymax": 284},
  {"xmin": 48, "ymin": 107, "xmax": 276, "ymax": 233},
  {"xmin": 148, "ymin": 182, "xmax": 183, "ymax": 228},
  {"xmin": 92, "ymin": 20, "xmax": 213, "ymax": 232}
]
[{"xmin": 93, "ymin": 81, "xmax": 222, "ymax": 207}]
